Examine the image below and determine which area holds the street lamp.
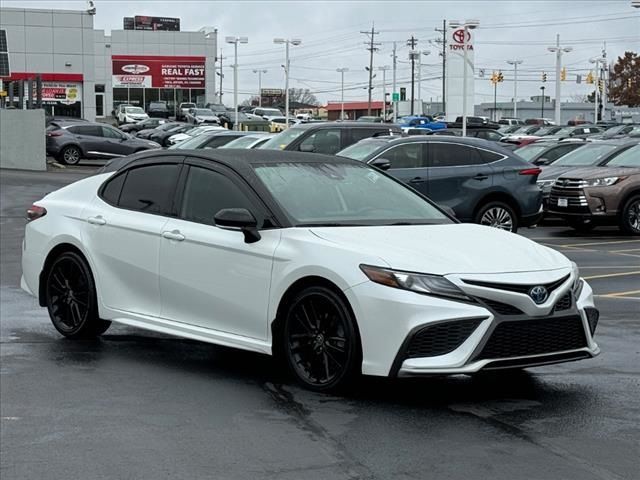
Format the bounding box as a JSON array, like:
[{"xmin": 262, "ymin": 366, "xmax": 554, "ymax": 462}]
[
  {"xmin": 274, "ymin": 37, "xmax": 302, "ymax": 126},
  {"xmin": 506, "ymin": 59, "xmax": 523, "ymax": 118},
  {"xmin": 416, "ymin": 51, "xmax": 430, "ymax": 110},
  {"xmin": 378, "ymin": 65, "xmax": 390, "ymax": 120},
  {"xmin": 336, "ymin": 68, "xmax": 349, "ymax": 120},
  {"xmin": 590, "ymin": 56, "xmax": 606, "ymax": 122},
  {"xmin": 253, "ymin": 69, "xmax": 267, "ymax": 107},
  {"xmin": 449, "ymin": 19, "xmax": 479, "ymax": 137},
  {"xmin": 226, "ymin": 36, "xmax": 248, "ymax": 131},
  {"xmin": 540, "ymin": 86, "xmax": 546, "ymax": 117},
  {"xmin": 548, "ymin": 35, "xmax": 572, "ymax": 125}
]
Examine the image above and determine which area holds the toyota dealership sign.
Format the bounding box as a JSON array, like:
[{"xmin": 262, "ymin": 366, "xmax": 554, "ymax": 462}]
[{"xmin": 112, "ymin": 55, "xmax": 205, "ymax": 88}]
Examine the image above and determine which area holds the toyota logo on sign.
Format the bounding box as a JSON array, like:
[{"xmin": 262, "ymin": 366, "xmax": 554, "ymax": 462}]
[
  {"xmin": 121, "ymin": 64, "xmax": 150, "ymax": 74},
  {"xmin": 452, "ymin": 29, "xmax": 471, "ymax": 44}
]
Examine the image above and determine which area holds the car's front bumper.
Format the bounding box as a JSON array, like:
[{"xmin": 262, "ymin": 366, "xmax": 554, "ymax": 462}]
[{"xmin": 345, "ymin": 270, "xmax": 598, "ymax": 377}]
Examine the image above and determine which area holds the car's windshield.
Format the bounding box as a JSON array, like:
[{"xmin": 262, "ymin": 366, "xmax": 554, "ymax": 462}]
[
  {"xmin": 150, "ymin": 102, "xmax": 166, "ymax": 108},
  {"xmin": 253, "ymin": 162, "xmax": 451, "ymax": 226},
  {"xmin": 602, "ymin": 125, "xmax": 625, "ymax": 137},
  {"xmin": 182, "ymin": 103, "xmax": 196, "ymax": 108},
  {"xmin": 220, "ymin": 136, "xmax": 263, "ymax": 149},
  {"xmin": 553, "ymin": 144, "xmax": 618, "ymax": 166},
  {"xmin": 259, "ymin": 108, "xmax": 282, "ymax": 116},
  {"xmin": 555, "ymin": 127, "xmax": 575, "ymax": 136},
  {"xmin": 514, "ymin": 144, "xmax": 549, "ymax": 161},
  {"xmin": 168, "ymin": 133, "xmax": 215, "ymax": 149},
  {"xmin": 125, "ymin": 107, "xmax": 145, "ymax": 114},
  {"xmin": 194, "ymin": 109, "xmax": 214, "ymax": 115},
  {"xmin": 604, "ymin": 144, "xmax": 640, "ymax": 167},
  {"xmin": 337, "ymin": 140, "xmax": 387, "ymax": 161},
  {"xmin": 536, "ymin": 127, "xmax": 557, "ymax": 136},
  {"xmin": 260, "ymin": 127, "xmax": 307, "ymax": 150}
]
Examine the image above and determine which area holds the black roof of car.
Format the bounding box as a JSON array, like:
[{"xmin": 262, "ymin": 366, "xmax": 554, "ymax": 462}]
[{"xmin": 290, "ymin": 121, "xmax": 401, "ymax": 131}]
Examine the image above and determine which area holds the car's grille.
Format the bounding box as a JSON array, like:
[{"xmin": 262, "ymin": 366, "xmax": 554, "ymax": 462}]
[
  {"xmin": 406, "ymin": 318, "xmax": 483, "ymax": 358},
  {"xmin": 463, "ymin": 275, "xmax": 569, "ymax": 295},
  {"xmin": 476, "ymin": 316, "xmax": 587, "ymax": 360},
  {"xmin": 479, "ymin": 298, "xmax": 524, "ymax": 315},
  {"xmin": 549, "ymin": 180, "xmax": 589, "ymax": 210},
  {"xmin": 553, "ymin": 292, "xmax": 572, "ymax": 312}
]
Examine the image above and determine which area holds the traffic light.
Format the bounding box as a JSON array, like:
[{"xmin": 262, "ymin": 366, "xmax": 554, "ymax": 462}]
[
  {"xmin": 490, "ymin": 71, "xmax": 497, "ymax": 85},
  {"xmin": 586, "ymin": 71, "xmax": 594, "ymax": 84},
  {"xmin": 542, "ymin": 72, "xmax": 547, "ymax": 82},
  {"xmin": 497, "ymin": 71, "xmax": 504, "ymax": 82},
  {"xmin": 561, "ymin": 67, "xmax": 566, "ymax": 81},
  {"xmin": 598, "ymin": 79, "xmax": 604, "ymax": 93}
]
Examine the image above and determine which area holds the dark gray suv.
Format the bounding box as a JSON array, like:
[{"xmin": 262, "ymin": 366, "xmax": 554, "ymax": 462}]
[
  {"xmin": 338, "ymin": 136, "xmax": 543, "ymax": 232},
  {"xmin": 46, "ymin": 122, "xmax": 161, "ymax": 165}
]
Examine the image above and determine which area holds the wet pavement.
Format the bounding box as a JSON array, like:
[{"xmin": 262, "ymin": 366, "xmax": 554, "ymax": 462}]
[{"xmin": 1, "ymin": 168, "xmax": 639, "ymax": 480}]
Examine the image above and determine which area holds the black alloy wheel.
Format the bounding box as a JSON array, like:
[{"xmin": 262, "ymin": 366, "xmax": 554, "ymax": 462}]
[
  {"xmin": 620, "ymin": 195, "xmax": 640, "ymax": 235},
  {"xmin": 45, "ymin": 252, "xmax": 111, "ymax": 338},
  {"xmin": 283, "ymin": 286, "xmax": 361, "ymax": 392},
  {"xmin": 59, "ymin": 146, "xmax": 82, "ymax": 165},
  {"xmin": 476, "ymin": 201, "xmax": 518, "ymax": 233}
]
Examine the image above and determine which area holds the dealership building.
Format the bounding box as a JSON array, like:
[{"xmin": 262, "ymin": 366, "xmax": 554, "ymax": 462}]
[{"xmin": 0, "ymin": 7, "xmax": 217, "ymax": 121}]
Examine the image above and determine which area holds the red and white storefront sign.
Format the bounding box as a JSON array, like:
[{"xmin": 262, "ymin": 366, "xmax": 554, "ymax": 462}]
[
  {"xmin": 112, "ymin": 55, "xmax": 205, "ymax": 88},
  {"xmin": 41, "ymin": 82, "xmax": 82, "ymax": 104}
]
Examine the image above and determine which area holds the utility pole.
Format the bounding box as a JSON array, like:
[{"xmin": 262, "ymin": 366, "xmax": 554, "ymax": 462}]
[
  {"xmin": 435, "ymin": 20, "xmax": 447, "ymax": 116},
  {"xmin": 548, "ymin": 34, "xmax": 572, "ymax": 125},
  {"xmin": 407, "ymin": 35, "xmax": 418, "ymax": 115},
  {"xmin": 391, "ymin": 41, "xmax": 398, "ymax": 122},
  {"xmin": 361, "ymin": 23, "xmax": 380, "ymax": 116},
  {"xmin": 216, "ymin": 49, "xmax": 225, "ymax": 102},
  {"xmin": 506, "ymin": 59, "xmax": 523, "ymax": 117},
  {"xmin": 601, "ymin": 41, "xmax": 607, "ymax": 121},
  {"xmin": 253, "ymin": 69, "xmax": 267, "ymax": 107},
  {"xmin": 378, "ymin": 65, "xmax": 390, "ymax": 120},
  {"xmin": 336, "ymin": 68, "xmax": 349, "ymax": 120}
]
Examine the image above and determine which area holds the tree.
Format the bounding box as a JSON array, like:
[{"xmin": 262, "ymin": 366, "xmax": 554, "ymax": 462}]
[
  {"xmin": 608, "ymin": 51, "xmax": 639, "ymax": 107},
  {"xmin": 287, "ymin": 88, "xmax": 319, "ymax": 106}
]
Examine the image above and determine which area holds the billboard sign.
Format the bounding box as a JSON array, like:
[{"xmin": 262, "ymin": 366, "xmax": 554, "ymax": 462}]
[
  {"xmin": 112, "ymin": 55, "xmax": 205, "ymax": 88},
  {"xmin": 445, "ymin": 25, "xmax": 475, "ymax": 121},
  {"xmin": 41, "ymin": 82, "xmax": 81, "ymax": 104},
  {"xmin": 260, "ymin": 88, "xmax": 284, "ymax": 97},
  {"xmin": 134, "ymin": 16, "xmax": 180, "ymax": 31}
]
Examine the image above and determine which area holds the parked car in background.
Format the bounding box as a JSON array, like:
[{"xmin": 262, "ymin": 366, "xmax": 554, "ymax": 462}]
[
  {"xmin": 514, "ymin": 140, "xmax": 587, "ymax": 165},
  {"xmin": 46, "ymin": 121, "xmax": 160, "ymax": 165},
  {"xmin": 219, "ymin": 133, "xmax": 275, "ymax": 149},
  {"xmin": 218, "ymin": 111, "xmax": 271, "ymax": 131},
  {"xmin": 150, "ymin": 123, "xmax": 198, "ymax": 147},
  {"xmin": 398, "ymin": 115, "xmax": 446, "ymax": 132},
  {"xmin": 260, "ymin": 122, "xmax": 402, "ymax": 155},
  {"xmin": 177, "ymin": 102, "xmax": 196, "ymax": 121},
  {"xmin": 357, "ymin": 116, "xmax": 384, "ymax": 123},
  {"xmin": 185, "ymin": 108, "xmax": 220, "ymax": 125},
  {"xmin": 536, "ymin": 140, "xmax": 639, "ymax": 207},
  {"xmin": 547, "ymin": 144, "xmax": 640, "ymax": 234},
  {"xmin": 589, "ymin": 124, "xmax": 640, "ymax": 140},
  {"xmin": 525, "ymin": 118, "xmax": 555, "ymax": 126},
  {"xmin": 113, "ymin": 104, "xmax": 133, "ymax": 120},
  {"xmin": 136, "ymin": 121, "xmax": 184, "ymax": 140},
  {"xmin": 147, "ymin": 101, "xmax": 171, "ymax": 119},
  {"xmin": 451, "ymin": 116, "xmax": 500, "ymax": 129},
  {"xmin": 337, "ymin": 136, "xmax": 542, "ymax": 232},
  {"xmin": 166, "ymin": 125, "xmax": 226, "ymax": 146},
  {"xmin": 432, "ymin": 128, "xmax": 505, "ymax": 142},
  {"xmin": 116, "ymin": 106, "xmax": 149, "ymax": 125},
  {"xmin": 547, "ymin": 125, "xmax": 603, "ymax": 140},
  {"xmin": 502, "ymin": 126, "xmax": 569, "ymax": 146},
  {"xmin": 498, "ymin": 125, "xmax": 522, "ymax": 134},
  {"xmin": 249, "ymin": 107, "xmax": 284, "ymax": 120},
  {"xmin": 498, "ymin": 118, "xmax": 525, "ymax": 126},
  {"xmin": 501, "ymin": 125, "xmax": 545, "ymax": 143},
  {"xmin": 119, "ymin": 117, "xmax": 168, "ymax": 133},
  {"xmin": 168, "ymin": 131, "xmax": 252, "ymax": 150},
  {"xmin": 269, "ymin": 117, "xmax": 297, "ymax": 132}
]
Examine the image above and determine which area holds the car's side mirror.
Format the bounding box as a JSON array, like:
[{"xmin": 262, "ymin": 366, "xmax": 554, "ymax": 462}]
[
  {"xmin": 299, "ymin": 143, "xmax": 315, "ymax": 153},
  {"xmin": 533, "ymin": 158, "xmax": 550, "ymax": 165},
  {"xmin": 214, "ymin": 208, "xmax": 261, "ymax": 243},
  {"xmin": 370, "ymin": 158, "xmax": 392, "ymax": 170}
]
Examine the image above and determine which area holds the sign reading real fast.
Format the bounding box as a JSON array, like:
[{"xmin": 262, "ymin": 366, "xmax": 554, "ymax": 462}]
[{"xmin": 112, "ymin": 55, "xmax": 205, "ymax": 89}]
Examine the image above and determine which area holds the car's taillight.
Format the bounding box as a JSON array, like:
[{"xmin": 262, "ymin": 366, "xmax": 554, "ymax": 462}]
[
  {"xmin": 26, "ymin": 205, "xmax": 47, "ymax": 221},
  {"xmin": 47, "ymin": 131, "xmax": 63, "ymax": 137},
  {"xmin": 519, "ymin": 167, "xmax": 542, "ymax": 176}
]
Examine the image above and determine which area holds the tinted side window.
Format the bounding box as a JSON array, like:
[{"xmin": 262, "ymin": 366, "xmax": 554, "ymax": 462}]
[
  {"xmin": 204, "ymin": 136, "xmax": 237, "ymax": 149},
  {"xmin": 384, "ymin": 143, "xmax": 424, "ymax": 169},
  {"xmin": 69, "ymin": 125, "xmax": 102, "ymax": 137},
  {"xmin": 118, "ymin": 164, "xmax": 180, "ymax": 215},
  {"xmin": 350, "ymin": 128, "xmax": 381, "ymax": 143},
  {"xmin": 430, "ymin": 143, "xmax": 483, "ymax": 167},
  {"xmin": 101, "ymin": 172, "xmax": 126, "ymax": 205},
  {"xmin": 547, "ymin": 144, "xmax": 578, "ymax": 161},
  {"xmin": 479, "ymin": 149, "xmax": 504, "ymax": 163},
  {"xmin": 300, "ymin": 129, "xmax": 342, "ymax": 154},
  {"xmin": 102, "ymin": 126, "xmax": 124, "ymax": 139},
  {"xmin": 180, "ymin": 167, "xmax": 256, "ymax": 226}
]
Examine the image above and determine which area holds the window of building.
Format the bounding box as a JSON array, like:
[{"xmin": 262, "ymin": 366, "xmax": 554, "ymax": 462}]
[{"xmin": 128, "ymin": 88, "xmax": 143, "ymax": 107}]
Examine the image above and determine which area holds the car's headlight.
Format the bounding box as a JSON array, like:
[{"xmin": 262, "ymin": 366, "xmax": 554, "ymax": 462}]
[
  {"xmin": 537, "ymin": 179, "xmax": 555, "ymax": 189},
  {"xmin": 360, "ymin": 265, "xmax": 472, "ymax": 301},
  {"xmin": 584, "ymin": 176, "xmax": 624, "ymax": 187}
]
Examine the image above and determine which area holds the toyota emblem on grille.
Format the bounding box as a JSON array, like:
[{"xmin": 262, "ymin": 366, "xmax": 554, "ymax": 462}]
[{"xmin": 529, "ymin": 285, "xmax": 549, "ymax": 304}]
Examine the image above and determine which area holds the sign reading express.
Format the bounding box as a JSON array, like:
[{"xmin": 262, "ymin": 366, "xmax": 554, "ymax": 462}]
[{"xmin": 112, "ymin": 55, "xmax": 205, "ymax": 89}]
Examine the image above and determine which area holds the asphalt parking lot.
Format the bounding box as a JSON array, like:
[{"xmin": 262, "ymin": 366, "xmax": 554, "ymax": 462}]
[{"xmin": 1, "ymin": 167, "xmax": 638, "ymax": 480}]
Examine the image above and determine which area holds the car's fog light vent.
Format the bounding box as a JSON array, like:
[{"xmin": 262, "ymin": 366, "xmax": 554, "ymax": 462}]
[
  {"xmin": 406, "ymin": 318, "xmax": 483, "ymax": 358},
  {"xmin": 476, "ymin": 316, "xmax": 587, "ymax": 360},
  {"xmin": 479, "ymin": 298, "xmax": 524, "ymax": 315},
  {"xmin": 553, "ymin": 292, "xmax": 572, "ymax": 312},
  {"xmin": 585, "ymin": 308, "xmax": 599, "ymax": 336}
]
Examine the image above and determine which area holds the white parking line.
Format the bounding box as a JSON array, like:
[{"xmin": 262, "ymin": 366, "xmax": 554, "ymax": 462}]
[{"xmin": 583, "ymin": 271, "xmax": 640, "ymax": 280}]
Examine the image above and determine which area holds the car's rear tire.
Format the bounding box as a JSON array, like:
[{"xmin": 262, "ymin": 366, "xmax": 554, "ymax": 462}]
[
  {"xmin": 619, "ymin": 195, "xmax": 640, "ymax": 235},
  {"xmin": 475, "ymin": 201, "xmax": 518, "ymax": 233},
  {"xmin": 45, "ymin": 251, "xmax": 111, "ymax": 338},
  {"xmin": 58, "ymin": 146, "xmax": 82, "ymax": 165},
  {"xmin": 282, "ymin": 286, "xmax": 361, "ymax": 392}
]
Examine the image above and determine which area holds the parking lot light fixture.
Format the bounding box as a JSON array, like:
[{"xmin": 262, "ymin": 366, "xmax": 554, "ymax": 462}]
[
  {"xmin": 274, "ymin": 37, "xmax": 302, "ymax": 126},
  {"xmin": 506, "ymin": 59, "xmax": 523, "ymax": 117},
  {"xmin": 253, "ymin": 69, "xmax": 267, "ymax": 107},
  {"xmin": 226, "ymin": 36, "xmax": 249, "ymax": 131},
  {"xmin": 336, "ymin": 68, "xmax": 349, "ymax": 120}
]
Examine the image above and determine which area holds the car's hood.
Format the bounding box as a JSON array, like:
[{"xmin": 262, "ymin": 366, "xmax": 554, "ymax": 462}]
[
  {"xmin": 555, "ymin": 166, "xmax": 640, "ymax": 180},
  {"xmin": 196, "ymin": 115, "xmax": 219, "ymax": 121},
  {"xmin": 538, "ymin": 165, "xmax": 586, "ymax": 181},
  {"xmin": 310, "ymin": 224, "xmax": 569, "ymax": 275},
  {"xmin": 169, "ymin": 133, "xmax": 190, "ymax": 142}
]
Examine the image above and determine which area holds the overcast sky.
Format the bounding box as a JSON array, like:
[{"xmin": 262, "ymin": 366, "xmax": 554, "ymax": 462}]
[{"xmin": 6, "ymin": 0, "xmax": 640, "ymax": 106}]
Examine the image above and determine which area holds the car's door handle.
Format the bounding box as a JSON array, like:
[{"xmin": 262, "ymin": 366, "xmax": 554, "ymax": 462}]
[
  {"xmin": 87, "ymin": 216, "xmax": 106, "ymax": 225},
  {"xmin": 473, "ymin": 174, "xmax": 489, "ymax": 180},
  {"xmin": 162, "ymin": 230, "xmax": 185, "ymax": 241},
  {"xmin": 409, "ymin": 177, "xmax": 425, "ymax": 184}
]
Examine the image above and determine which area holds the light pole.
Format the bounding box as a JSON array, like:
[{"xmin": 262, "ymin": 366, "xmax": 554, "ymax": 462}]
[
  {"xmin": 590, "ymin": 56, "xmax": 607, "ymax": 122},
  {"xmin": 391, "ymin": 42, "xmax": 398, "ymax": 123},
  {"xmin": 225, "ymin": 36, "xmax": 248, "ymax": 131},
  {"xmin": 378, "ymin": 65, "xmax": 390, "ymax": 120},
  {"xmin": 253, "ymin": 69, "xmax": 267, "ymax": 107},
  {"xmin": 336, "ymin": 68, "xmax": 348, "ymax": 120},
  {"xmin": 548, "ymin": 35, "xmax": 572, "ymax": 125},
  {"xmin": 449, "ymin": 20, "xmax": 479, "ymax": 136},
  {"xmin": 540, "ymin": 86, "xmax": 545, "ymax": 117},
  {"xmin": 416, "ymin": 51, "xmax": 430, "ymax": 112},
  {"xmin": 274, "ymin": 37, "xmax": 302, "ymax": 126},
  {"xmin": 506, "ymin": 59, "xmax": 523, "ymax": 118}
]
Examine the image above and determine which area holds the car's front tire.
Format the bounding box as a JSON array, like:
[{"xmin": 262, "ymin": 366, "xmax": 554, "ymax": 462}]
[
  {"xmin": 619, "ymin": 195, "xmax": 640, "ymax": 235},
  {"xmin": 476, "ymin": 201, "xmax": 518, "ymax": 233},
  {"xmin": 58, "ymin": 145, "xmax": 82, "ymax": 165},
  {"xmin": 282, "ymin": 286, "xmax": 361, "ymax": 392},
  {"xmin": 45, "ymin": 251, "xmax": 111, "ymax": 338}
]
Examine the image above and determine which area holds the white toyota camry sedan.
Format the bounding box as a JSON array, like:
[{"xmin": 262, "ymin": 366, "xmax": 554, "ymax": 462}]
[{"xmin": 21, "ymin": 150, "xmax": 600, "ymax": 391}]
